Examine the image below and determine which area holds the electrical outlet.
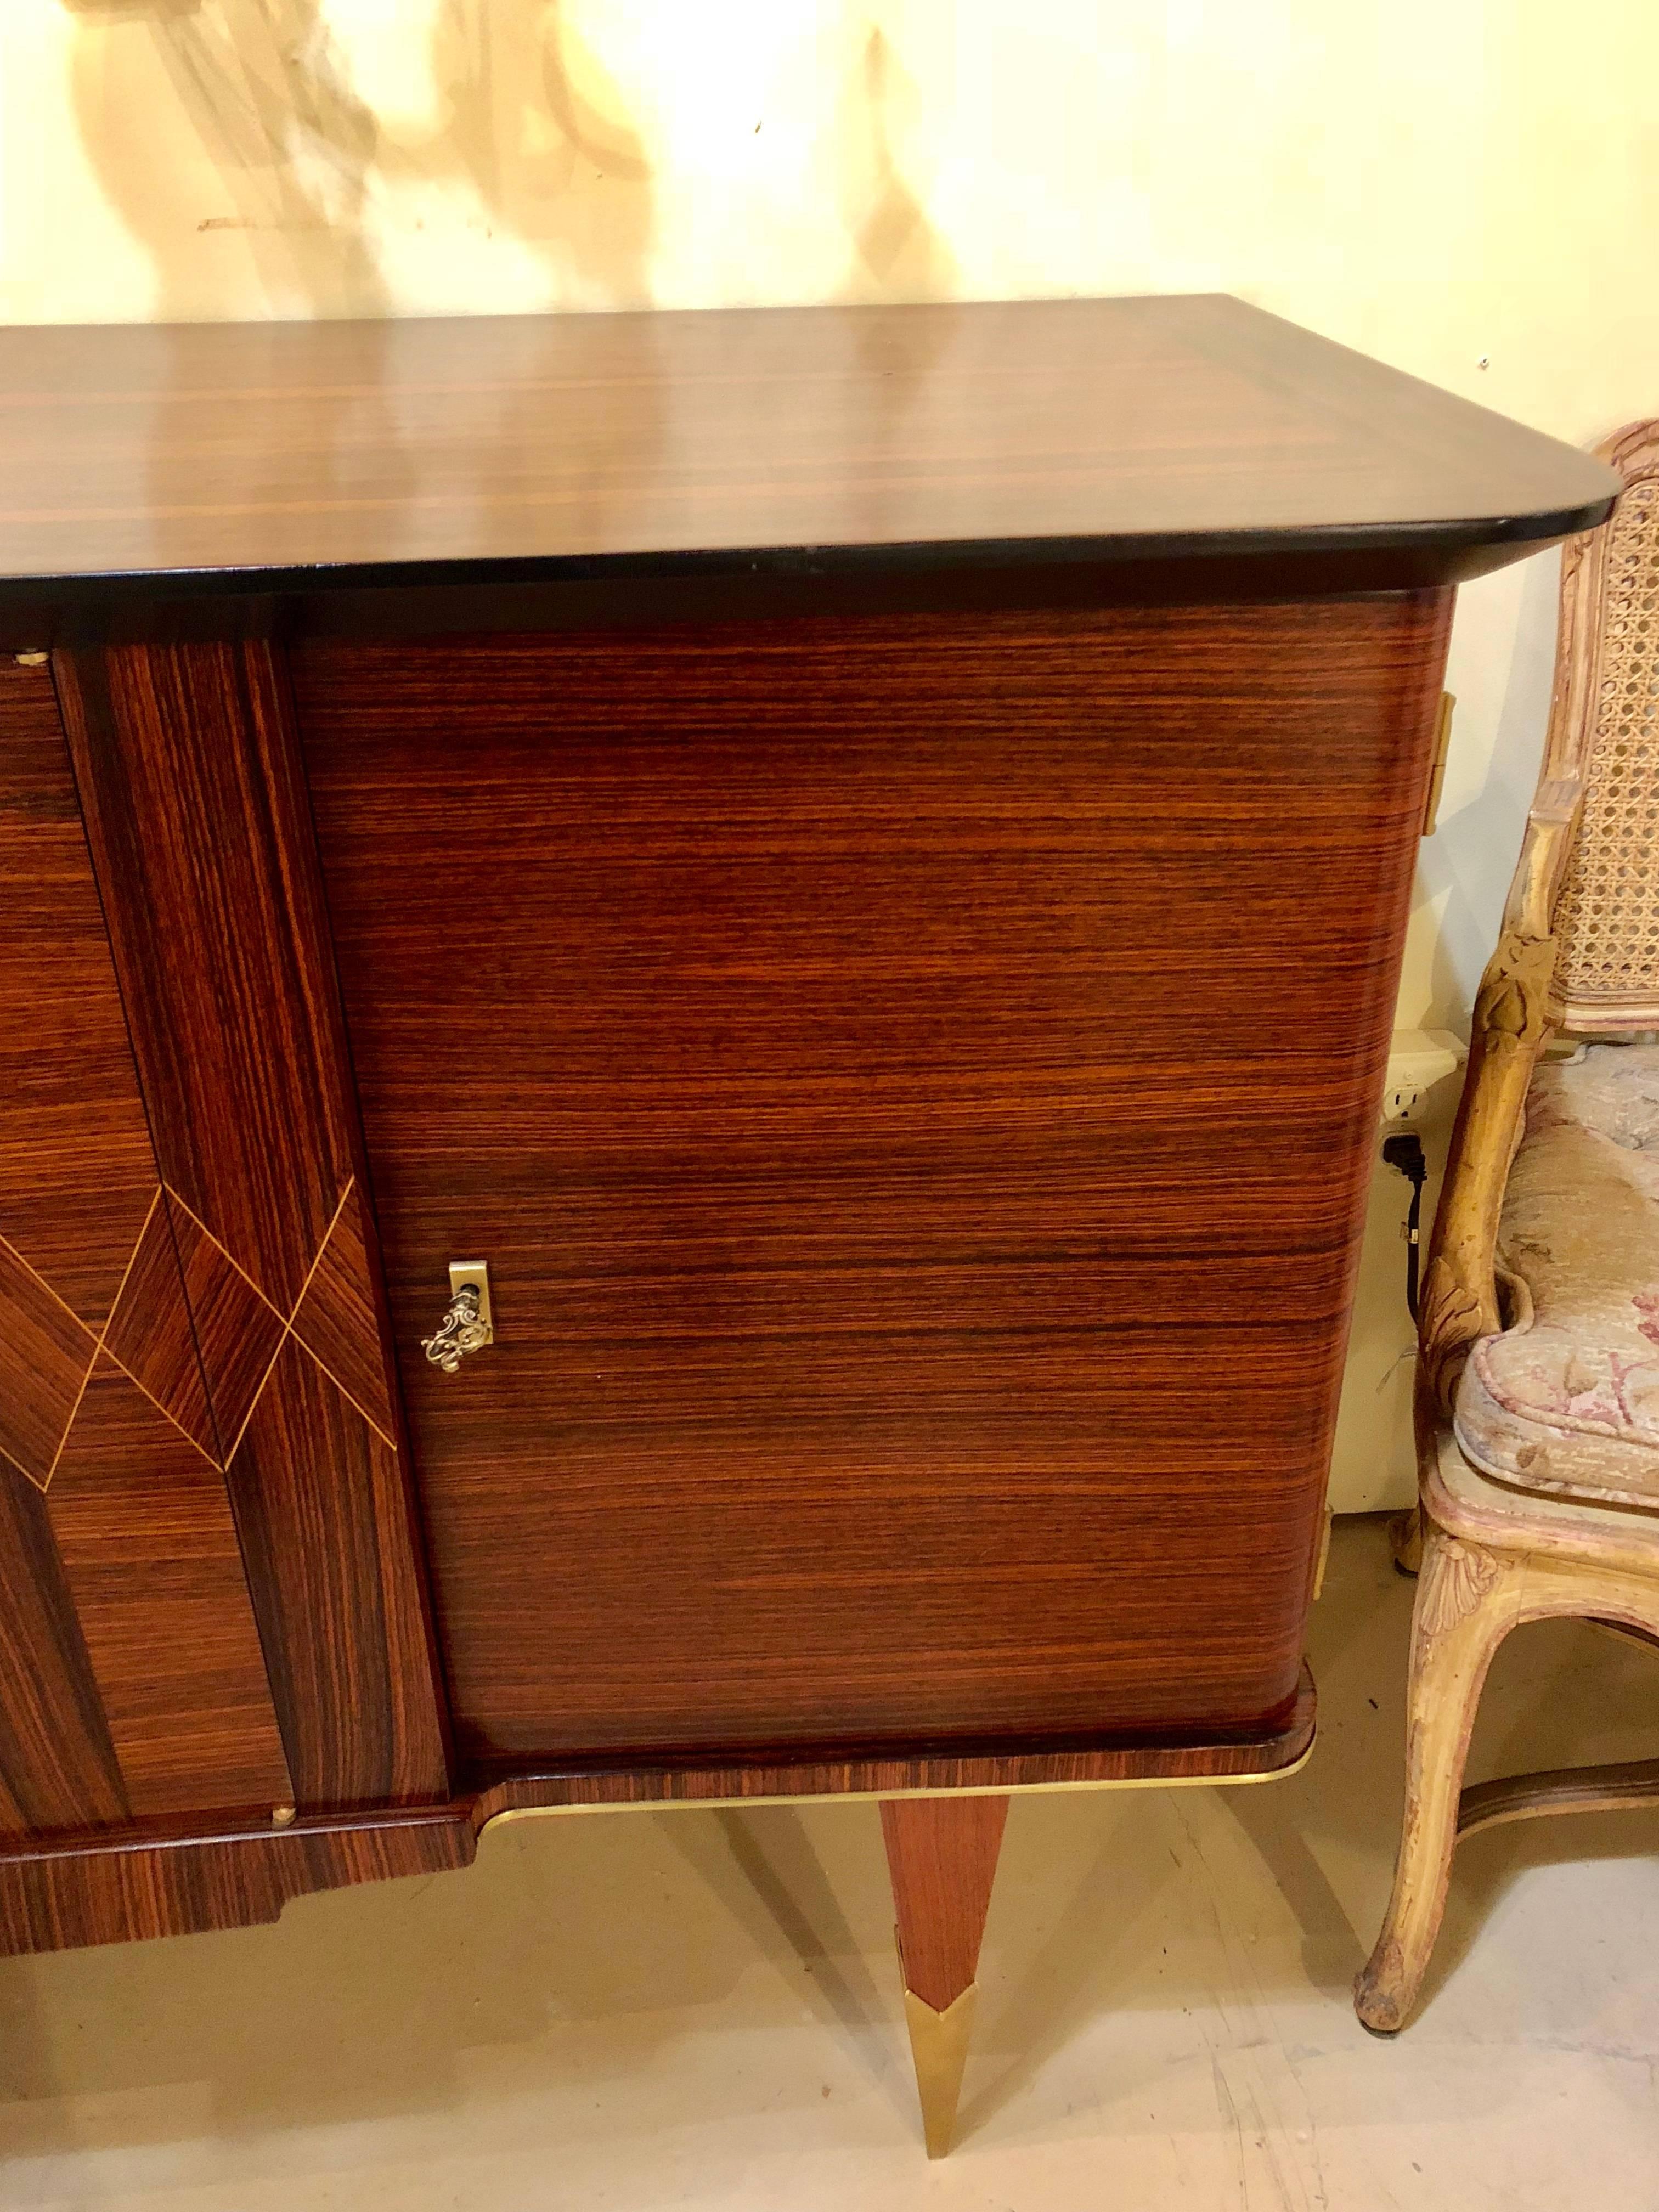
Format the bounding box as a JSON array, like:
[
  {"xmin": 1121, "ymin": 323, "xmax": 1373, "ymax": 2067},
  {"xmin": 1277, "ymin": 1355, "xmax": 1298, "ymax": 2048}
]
[{"xmin": 1379, "ymin": 1027, "xmax": 1464, "ymax": 1126}]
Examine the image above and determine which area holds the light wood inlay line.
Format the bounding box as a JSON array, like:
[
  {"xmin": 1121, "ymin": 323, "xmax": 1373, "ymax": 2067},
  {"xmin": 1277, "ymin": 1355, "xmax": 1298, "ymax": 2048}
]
[
  {"xmin": 0, "ymin": 1227, "xmax": 99, "ymax": 1343},
  {"xmin": 0, "ymin": 1437, "xmax": 46, "ymax": 1492},
  {"xmin": 39, "ymin": 1188, "xmax": 161, "ymax": 1494},
  {"xmin": 216, "ymin": 1177, "xmax": 398, "ymax": 1465},
  {"xmin": 221, "ymin": 1319, "xmax": 303, "ymax": 1473},
  {"xmin": 95, "ymin": 1354, "xmax": 225, "ymax": 1474},
  {"xmin": 284, "ymin": 1336, "xmax": 398, "ymax": 1456},
  {"xmin": 2, "ymin": 1029, "xmax": 396, "ymax": 1489},
  {"xmin": 218, "ymin": 1186, "xmax": 354, "ymax": 1477},
  {"xmin": 160, "ymin": 1186, "xmax": 288, "ymax": 1326},
  {"xmin": 283, "ymin": 1176, "xmax": 357, "ymax": 1333}
]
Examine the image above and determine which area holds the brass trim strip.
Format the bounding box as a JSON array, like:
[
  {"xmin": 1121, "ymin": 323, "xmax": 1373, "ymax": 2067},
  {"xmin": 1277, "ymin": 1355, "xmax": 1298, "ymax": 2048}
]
[{"xmin": 475, "ymin": 1739, "xmax": 1314, "ymax": 1838}]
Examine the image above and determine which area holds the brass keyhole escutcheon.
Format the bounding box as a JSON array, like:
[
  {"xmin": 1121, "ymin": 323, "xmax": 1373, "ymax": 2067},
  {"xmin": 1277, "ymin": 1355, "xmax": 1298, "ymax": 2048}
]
[{"xmin": 421, "ymin": 1261, "xmax": 494, "ymax": 1372}]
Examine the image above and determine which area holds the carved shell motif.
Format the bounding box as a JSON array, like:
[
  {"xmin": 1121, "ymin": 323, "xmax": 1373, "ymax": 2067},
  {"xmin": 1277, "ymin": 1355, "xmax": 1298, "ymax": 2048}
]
[{"xmin": 1415, "ymin": 1536, "xmax": 1503, "ymax": 1641}]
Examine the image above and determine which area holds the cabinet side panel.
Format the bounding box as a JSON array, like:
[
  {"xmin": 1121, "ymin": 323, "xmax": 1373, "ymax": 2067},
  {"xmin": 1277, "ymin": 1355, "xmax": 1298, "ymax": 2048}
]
[{"xmin": 55, "ymin": 642, "xmax": 450, "ymax": 1807}]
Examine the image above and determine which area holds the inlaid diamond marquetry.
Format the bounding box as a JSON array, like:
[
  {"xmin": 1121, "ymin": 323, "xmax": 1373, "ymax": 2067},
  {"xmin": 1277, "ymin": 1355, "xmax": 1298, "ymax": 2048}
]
[
  {"xmin": 99, "ymin": 1194, "xmax": 217, "ymax": 1464},
  {"xmin": 290, "ymin": 1183, "xmax": 398, "ymax": 1446},
  {"xmin": 166, "ymin": 1200, "xmax": 287, "ymax": 1463}
]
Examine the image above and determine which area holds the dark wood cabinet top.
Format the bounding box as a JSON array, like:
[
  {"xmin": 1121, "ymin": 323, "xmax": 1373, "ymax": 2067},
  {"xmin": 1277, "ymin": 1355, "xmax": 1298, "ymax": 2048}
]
[{"xmin": 0, "ymin": 294, "xmax": 1616, "ymax": 639}]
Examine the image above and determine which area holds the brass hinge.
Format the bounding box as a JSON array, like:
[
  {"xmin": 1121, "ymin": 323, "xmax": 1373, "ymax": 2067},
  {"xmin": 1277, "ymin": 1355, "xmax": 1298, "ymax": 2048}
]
[{"xmin": 1420, "ymin": 691, "xmax": 1456, "ymax": 837}]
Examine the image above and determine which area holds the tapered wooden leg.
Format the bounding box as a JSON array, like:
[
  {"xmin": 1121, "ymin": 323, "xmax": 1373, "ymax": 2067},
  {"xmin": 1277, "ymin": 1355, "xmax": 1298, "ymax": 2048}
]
[
  {"xmin": 881, "ymin": 1793, "xmax": 1008, "ymax": 2157},
  {"xmin": 1355, "ymin": 1525, "xmax": 1521, "ymax": 2033}
]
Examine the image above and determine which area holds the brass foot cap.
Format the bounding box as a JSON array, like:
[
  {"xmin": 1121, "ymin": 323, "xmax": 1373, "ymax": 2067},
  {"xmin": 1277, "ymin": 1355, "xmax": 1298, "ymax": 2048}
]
[{"xmin": 902, "ymin": 1982, "xmax": 978, "ymax": 2159}]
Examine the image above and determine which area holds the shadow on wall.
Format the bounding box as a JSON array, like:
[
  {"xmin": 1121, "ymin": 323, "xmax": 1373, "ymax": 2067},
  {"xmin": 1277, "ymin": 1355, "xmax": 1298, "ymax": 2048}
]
[
  {"xmin": 55, "ymin": 0, "xmax": 654, "ymax": 318},
  {"xmin": 837, "ymin": 26, "xmax": 955, "ymax": 304}
]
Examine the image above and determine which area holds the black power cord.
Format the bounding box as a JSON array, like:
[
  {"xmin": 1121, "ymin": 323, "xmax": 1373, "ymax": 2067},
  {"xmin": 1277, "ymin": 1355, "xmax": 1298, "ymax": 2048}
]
[{"xmin": 1381, "ymin": 1132, "xmax": 1429, "ymax": 1322}]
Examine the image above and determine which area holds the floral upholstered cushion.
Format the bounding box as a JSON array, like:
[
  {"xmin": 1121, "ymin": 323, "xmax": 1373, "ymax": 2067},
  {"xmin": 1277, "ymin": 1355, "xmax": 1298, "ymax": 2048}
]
[{"xmin": 1453, "ymin": 1043, "xmax": 1659, "ymax": 1509}]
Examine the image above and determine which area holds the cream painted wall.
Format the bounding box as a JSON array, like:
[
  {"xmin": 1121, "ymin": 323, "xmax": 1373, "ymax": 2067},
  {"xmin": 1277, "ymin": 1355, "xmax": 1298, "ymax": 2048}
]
[{"xmin": 4, "ymin": 2, "xmax": 1657, "ymax": 1509}]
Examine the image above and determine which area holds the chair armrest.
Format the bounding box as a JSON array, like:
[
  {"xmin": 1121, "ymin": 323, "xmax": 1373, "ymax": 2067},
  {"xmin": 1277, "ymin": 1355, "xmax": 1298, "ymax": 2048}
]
[
  {"xmin": 1502, "ymin": 776, "xmax": 1582, "ymax": 939},
  {"xmin": 1417, "ymin": 776, "xmax": 1583, "ymax": 1421}
]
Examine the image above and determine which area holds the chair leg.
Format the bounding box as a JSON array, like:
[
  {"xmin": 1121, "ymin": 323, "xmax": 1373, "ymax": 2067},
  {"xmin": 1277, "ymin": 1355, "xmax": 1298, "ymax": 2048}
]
[
  {"xmin": 1355, "ymin": 1522, "xmax": 1522, "ymax": 2033},
  {"xmin": 1388, "ymin": 1505, "xmax": 1424, "ymax": 1576},
  {"xmin": 881, "ymin": 1792, "xmax": 1008, "ymax": 2157}
]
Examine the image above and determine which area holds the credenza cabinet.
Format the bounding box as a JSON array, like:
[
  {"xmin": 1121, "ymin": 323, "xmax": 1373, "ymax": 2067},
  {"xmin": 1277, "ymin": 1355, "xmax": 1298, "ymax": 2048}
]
[{"xmin": 0, "ymin": 296, "xmax": 1616, "ymax": 2153}]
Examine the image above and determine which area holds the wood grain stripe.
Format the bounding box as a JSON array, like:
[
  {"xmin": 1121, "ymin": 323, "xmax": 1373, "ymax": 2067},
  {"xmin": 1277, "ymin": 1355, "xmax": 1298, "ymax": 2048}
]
[
  {"xmin": 228, "ymin": 1338, "xmax": 442, "ymax": 1805},
  {"xmin": 300, "ymin": 600, "xmax": 1451, "ymax": 1765},
  {"xmin": 0, "ymin": 1805, "xmax": 470, "ymax": 1957},
  {"xmin": 48, "ymin": 1357, "xmax": 295, "ymax": 1818},
  {"xmin": 58, "ymin": 641, "xmax": 449, "ymax": 1808},
  {"xmin": 0, "ymin": 657, "xmax": 157, "ymax": 1330},
  {"xmin": 54, "ymin": 643, "xmax": 355, "ymax": 1311},
  {"xmin": 0, "ymin": 1463, "xmax": 127, "ymax": 1833},
  {"xmin": 98, "ymin": 1188, "xmax": 220, "ymax": 1467}
]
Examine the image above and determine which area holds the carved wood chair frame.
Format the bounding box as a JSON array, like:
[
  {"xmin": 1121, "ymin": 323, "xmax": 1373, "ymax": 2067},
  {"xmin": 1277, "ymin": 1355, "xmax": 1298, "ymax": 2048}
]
[{"xmin": 1357, "ymin": 420, "xmax": 1659, "ymax": 2034}]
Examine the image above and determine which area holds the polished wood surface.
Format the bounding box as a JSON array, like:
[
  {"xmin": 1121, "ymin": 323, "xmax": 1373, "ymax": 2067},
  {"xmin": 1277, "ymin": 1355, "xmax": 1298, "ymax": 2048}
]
[
  {"xmin": 0, "ymin": 1465, "xmax": 126, "ymax": 1834},
  {"xmin": 298, "ymin": 594, "xmax": 1450, "ymax": 1768},
  {"xmin": 475, "ymin": 1663, "xmax": 1316, "ymax": 1809},
  {"xmin": 0, "ymin": 657, "xmax": 155, "ymax": 1483},
  {"xmin": 0, "ymin": 1803, "xmax": 470, "ymax": 1958},
  {"xmin": 98, "ymin": 1197, "xmax": 219, "ymax": 1462},
  {"xmin": 0, "ymin": 300, "xmax": 1592, "ymax": 2001},
  {"xmin": 0, "ymin": 1663, "xmax": 1313, "ymax": 1959},
  {"xmin": 55, "ymin": 641, "xmax": 450, "ymax": 1808},
  {"xmin": 48, "ymin": 1358, "xmax": 294, "ymax": 1819},
  {"xmin": 55, "ymin": 646, "xmax": 361, "ymax": 1311},
  {"xmin": 0, "ymin": 1238, "xmax": 92, "ymax": 1489},
  {"xmin": 0, "ymin": 654, "xmax": 290, "ymax": 1834},
  {"xmin": 231, "ymin": 1336, "xmax": 433, "ymax": 1802},
  {"xmin": 0, "ymin": 297, "xmax": 1616, "ymax": 641}
]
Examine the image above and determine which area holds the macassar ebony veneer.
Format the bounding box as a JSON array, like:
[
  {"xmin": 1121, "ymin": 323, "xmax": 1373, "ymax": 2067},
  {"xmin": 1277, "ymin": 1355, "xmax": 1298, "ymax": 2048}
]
[
  {"xmin": 0, "ymin": 296, "xmax": 1618, "ymax": 2155},
  {"xmin": 292, "ymin": 594, "xmax": 1448, "ymax": 1770}
]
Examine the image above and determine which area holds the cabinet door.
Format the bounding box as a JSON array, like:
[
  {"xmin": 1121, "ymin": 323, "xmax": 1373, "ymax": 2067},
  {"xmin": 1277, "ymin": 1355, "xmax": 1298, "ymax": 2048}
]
[
  {"xmin": 52, "ymin": 642, "xmax": 451, "ymax": 1812},
  {"xmin": 0, "ymin": 654, "xmax": 291, "ymax": 1829},
  {"xmin": 294, "ymin": 596, "xmax": 1450, "ymax": 1769}
]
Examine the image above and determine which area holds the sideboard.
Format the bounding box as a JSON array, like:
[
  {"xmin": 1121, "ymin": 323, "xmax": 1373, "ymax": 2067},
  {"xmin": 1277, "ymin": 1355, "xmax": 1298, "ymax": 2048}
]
[{"xmin": 0, "ymin": 296, "xmax": 1616, "ymax": 2154}]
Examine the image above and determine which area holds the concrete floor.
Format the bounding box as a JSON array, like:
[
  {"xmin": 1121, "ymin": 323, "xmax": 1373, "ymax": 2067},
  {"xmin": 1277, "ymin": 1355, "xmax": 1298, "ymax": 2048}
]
[{"xmin": 2, "ymin": 1519, "xmax": 1657, "ymax": 2208}]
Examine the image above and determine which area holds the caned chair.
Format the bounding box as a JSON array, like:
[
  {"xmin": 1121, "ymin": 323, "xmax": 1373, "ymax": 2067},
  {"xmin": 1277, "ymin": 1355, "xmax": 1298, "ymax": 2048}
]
[{"xmin": 1356, "ymin": 421, "xmax": 1659, "ymax": 2034}]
